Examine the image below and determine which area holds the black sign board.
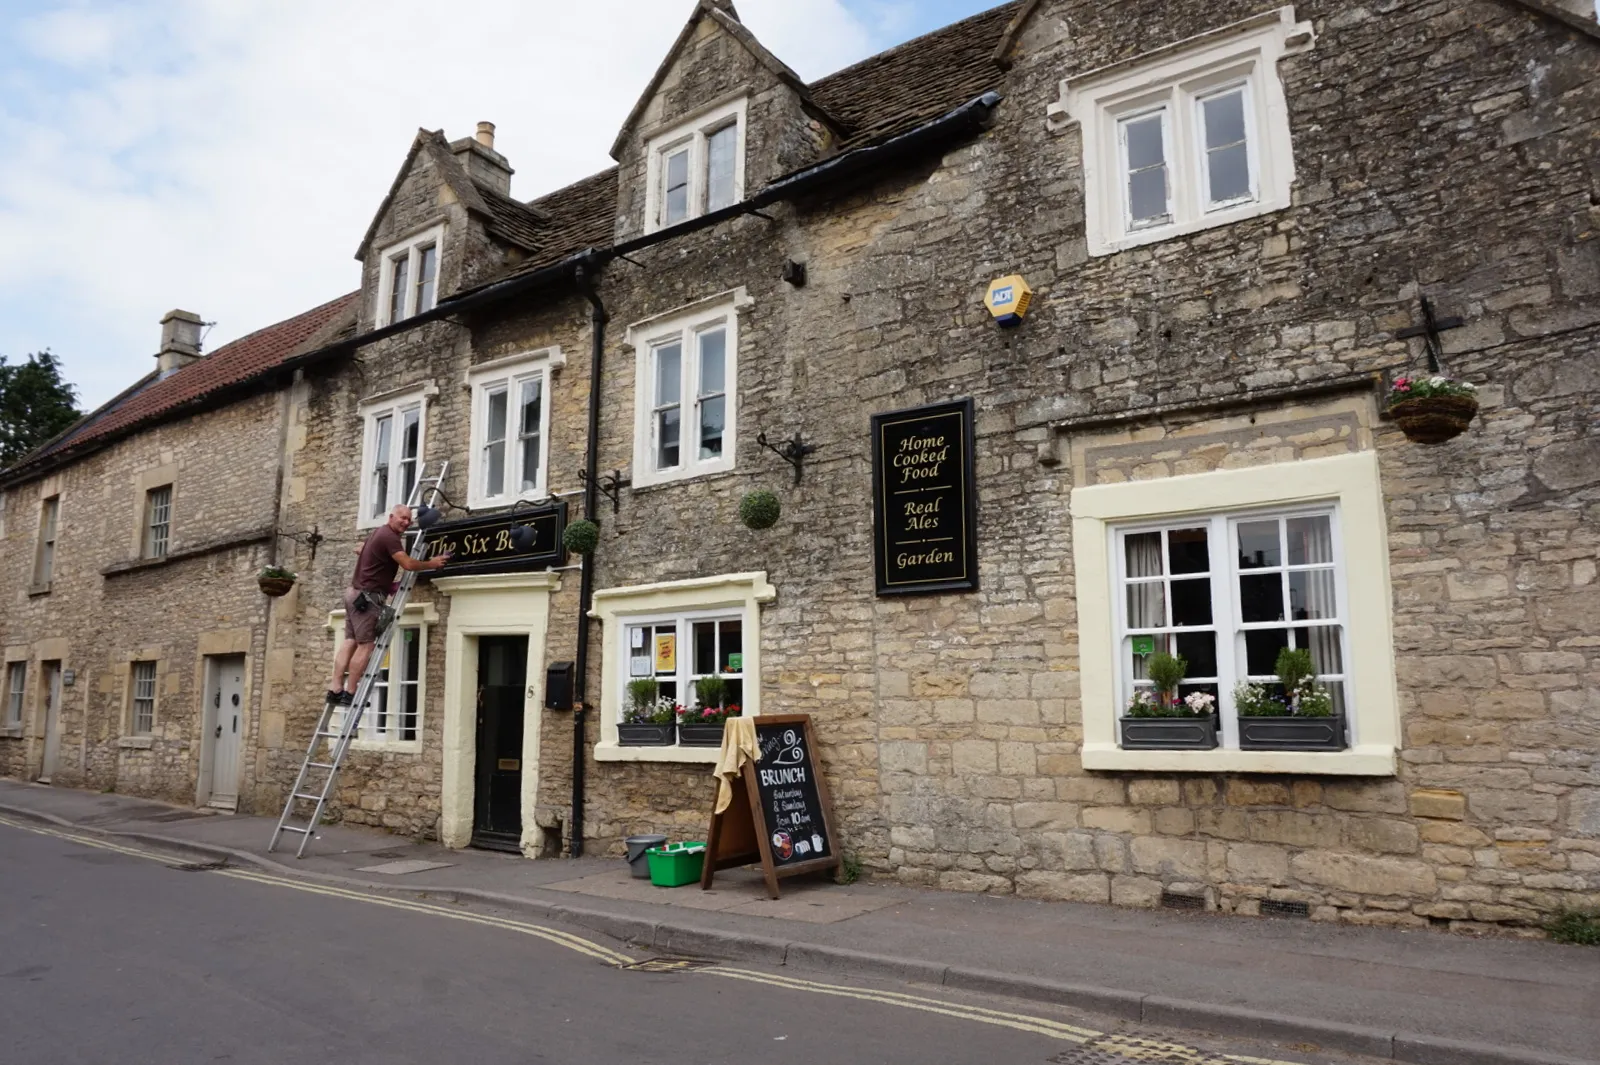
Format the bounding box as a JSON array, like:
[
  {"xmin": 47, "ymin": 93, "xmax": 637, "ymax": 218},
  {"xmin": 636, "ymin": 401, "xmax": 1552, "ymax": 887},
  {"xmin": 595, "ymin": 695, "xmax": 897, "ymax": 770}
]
[
  {"xmin": 422, "ymin": 503, "xmax": 566, "ymax": 578},
  {"xmin": 701, "ymin": 714, "xmax": 841, "ymax": 898},
  {"xmin": 870, "ymin": 397, "xmax": 978, "ymax": 596}
]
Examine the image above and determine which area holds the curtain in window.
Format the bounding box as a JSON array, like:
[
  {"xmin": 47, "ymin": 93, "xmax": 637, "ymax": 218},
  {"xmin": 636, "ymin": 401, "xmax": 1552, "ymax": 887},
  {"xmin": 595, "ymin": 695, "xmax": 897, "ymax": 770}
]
[{"xmin": 1288, "ymin": 516, "xmax": 1340, "ymax": 680}]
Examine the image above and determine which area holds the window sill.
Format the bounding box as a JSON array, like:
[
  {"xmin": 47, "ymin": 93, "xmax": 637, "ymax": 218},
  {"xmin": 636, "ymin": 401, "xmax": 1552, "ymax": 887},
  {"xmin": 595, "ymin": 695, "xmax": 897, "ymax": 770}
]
[
  {"xmin": 628, "ymin": 465, "xmax": 738, "ymax": 495},
  {"xmin": 1092, "ymin": 198, "xmax": 1289, "ymax": 257},
  {"xmin": 101, "ymin": 529, "xmax": 272, "ymax": 577},
  {"xmin": 118, "ymin": 736, "xmax": 154, "ymax": 750},
  {"xmin": 348, "ymin": 738, "xmax": 423, "ymax": 754},
  {"xmin": 1081, "ymin": 742, "xmax": 1395, "ymax": 776},
  {"xmin": 27, "ymin": 583, "xmax": 51, "ymax": 597},
  {"xmin": 0, "ymin": 727, "xmax": 22, "ymax": 739},
  {"xmin": 595, "ymin": 741, "xmax": 720, "ymax": 764}
]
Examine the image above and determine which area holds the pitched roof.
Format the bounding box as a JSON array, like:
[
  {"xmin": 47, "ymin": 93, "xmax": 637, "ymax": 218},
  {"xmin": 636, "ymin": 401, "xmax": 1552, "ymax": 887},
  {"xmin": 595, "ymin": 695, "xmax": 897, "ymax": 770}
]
[
  {"xmin": 503, "ymin": 167, "xmax": 620, "ymax": 277},
  {"xmin": 3, "ymin": 292, "xmax": 358, "ymax": 482}
]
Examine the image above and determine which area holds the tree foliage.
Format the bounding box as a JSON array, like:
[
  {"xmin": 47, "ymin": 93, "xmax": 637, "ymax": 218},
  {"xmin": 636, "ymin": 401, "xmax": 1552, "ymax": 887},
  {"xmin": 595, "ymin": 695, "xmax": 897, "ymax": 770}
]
[{"xmin": 0, "ymin": 351, "xmax": 81, "ymax": 468}]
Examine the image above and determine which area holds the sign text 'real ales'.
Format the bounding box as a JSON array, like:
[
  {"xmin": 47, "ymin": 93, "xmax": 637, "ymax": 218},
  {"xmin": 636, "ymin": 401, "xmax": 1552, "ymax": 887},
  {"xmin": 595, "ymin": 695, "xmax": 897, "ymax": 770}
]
[{"xmin": 870, "ymin": 398, "xmax": 978, "ymax": 596}]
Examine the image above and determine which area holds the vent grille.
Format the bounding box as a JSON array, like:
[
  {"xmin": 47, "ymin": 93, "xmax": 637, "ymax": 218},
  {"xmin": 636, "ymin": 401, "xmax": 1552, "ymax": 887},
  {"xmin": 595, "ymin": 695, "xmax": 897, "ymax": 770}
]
[
  {"xmin": 1160, "ymin": 890, "xmax": 1205, "ymax": 911},
  {"xmin": 1260, "ymin": 898, "xmax": 1311, "ymax": 919}
]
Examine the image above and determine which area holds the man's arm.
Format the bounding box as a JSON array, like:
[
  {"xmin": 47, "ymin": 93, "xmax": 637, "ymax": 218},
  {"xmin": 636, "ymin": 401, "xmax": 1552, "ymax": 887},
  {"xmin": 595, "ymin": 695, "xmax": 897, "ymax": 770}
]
[{"xmin": 391, "ymin": 549, "xmax": 449, "ymax": 573}]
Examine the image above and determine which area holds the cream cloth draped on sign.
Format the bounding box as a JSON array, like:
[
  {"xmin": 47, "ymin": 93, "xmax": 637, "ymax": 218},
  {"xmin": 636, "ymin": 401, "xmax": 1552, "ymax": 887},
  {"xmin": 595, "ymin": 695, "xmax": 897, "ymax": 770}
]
[{"xmin": 713, "ymin": 716, "xmax": 760, "ymax": 814}]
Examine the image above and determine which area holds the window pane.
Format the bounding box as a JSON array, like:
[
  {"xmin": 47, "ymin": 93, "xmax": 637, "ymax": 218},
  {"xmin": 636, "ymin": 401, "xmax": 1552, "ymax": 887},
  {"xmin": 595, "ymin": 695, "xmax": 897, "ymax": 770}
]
[
  {"xmin": 401, "ymin": 628, "xmax": 420, "ymax": 741},
  {"xmin": 723, "ymin": 678, "xmax": 744, "ymax": 708},
  {"xmin": 1289, "ymin": 569, "xmax": 1338, "ymax": 621},
  {"xmin": 518, "ymin": 377, "xmax": 543, "ymax": 492},
  {"xmin": 699, "ymin": 328, "xmax": 726, "ymax": 394},
  {"xmin": 1173, "ymin": 631, "xmax": 1217, "ymax": 679},
  {"xmin": 1126, "ymin": 581, "xmax": 1166, "ymax": 629},
  {"xmin": 1202, "ymin": 90, "xmax": 1247, "ymax": 150},
  {"xmin": 1245, "ymin": 628, "xmax": 1290, "ymax": 676},
  {"xmin": 519, "ymin": 377, "xmax": 543, "ymax": 436},
  {"xmin": 399, "ymin": 409, "xmax": 420, "ymax": 503},
  {"xmin": 1297, "ymin": 625, "xmax": 1344, "ymax": 676},
  {"xmin": 658, "ymin": 407, "xmax": 680, "ymax": 469},
  {"xmin": 486, "ymin": 389, "xmax": 508, "ymax": 442},
  {"xmin": 416, "ymin": 244, "xmax": 438, "ymax": 313},
  {"xmin": 693, "ymin": 621, "xmax": 717, "ymax": 675},
  {"xmin": 1129, "ymin": 168, "xmax": 1168, "ymax": 225},
  {"xmin": 706, "ymin": 124, "xmax": 737, "ymax": 211},
  {"xmin": 1125, "ymin": 113, "xmax": 1164, "ymax": 169},
  {"xmin": 1124, "ymin": 532, "xmax": 1163, "ymax": 578},
  {"xmin": 1239, "ymin": 573, "xmax": 1285, "ymax": 622},
  {"xmin": 1170, "ymin": 577, "xmax": 1213, "ymax": 626},
  {"xmin": 486, "ymin": 442, "xmax": 505, "ymax": 497},
  {"xmin": 655, "ymin": 343, "xmax": 681, "ymax": 405},
  {"xmin": 1287, "ymin": 515, "xmax": 1333, "ymax": 565},
  {"xmin": 1167, "ymin": 527, "xmax": 1208, "ymax": 574},
  {"xmin": 664, "ymin": 149, "xmax": 689, "ymax": 224},
  {"xmin": 1236, "ymin": 521, "xmax": 1280, "ymax": 568},
  {"xmin": 719, "ymin": 620, "xmax": 742, "ymax": 673},
  {"xmin": 389, "ymin": 256, "xmax": 409, "ymax": 322},
  {"xmin": 372, "ymin": 416, "xmax": 392, "ymax": 516},
  {"xmin": 1123, "ymin": 113, "xmax": 1168, "ymax": 225},
  {"xmin": 698, "ymin": 396, "xmax": 724, "ymax": 460},
  {"xmin": 373, "ymin": 415, "xmax": 393, "ymax": 466},
  {"xmin": 1207, "ymin": 143, "xmax": 1250, "ymax": 204}
]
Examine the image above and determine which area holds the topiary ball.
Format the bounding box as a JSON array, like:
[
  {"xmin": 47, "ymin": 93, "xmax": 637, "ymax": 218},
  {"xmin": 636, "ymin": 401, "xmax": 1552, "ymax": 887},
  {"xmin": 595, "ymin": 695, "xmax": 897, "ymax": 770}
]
[
  {"xmin": 563, "ymin": 519, "xmax": 600, "ymax": 555},
  {"xmin": 739, "ymin": 489, "xmax": 781, "ymax": 530}
]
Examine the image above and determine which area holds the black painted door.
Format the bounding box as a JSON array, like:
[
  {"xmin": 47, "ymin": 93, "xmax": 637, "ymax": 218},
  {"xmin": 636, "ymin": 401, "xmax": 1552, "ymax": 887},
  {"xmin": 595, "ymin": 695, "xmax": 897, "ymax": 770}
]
[{"xmin": 473, "ymin": 635, "xmax": 528, "ymax": 849}]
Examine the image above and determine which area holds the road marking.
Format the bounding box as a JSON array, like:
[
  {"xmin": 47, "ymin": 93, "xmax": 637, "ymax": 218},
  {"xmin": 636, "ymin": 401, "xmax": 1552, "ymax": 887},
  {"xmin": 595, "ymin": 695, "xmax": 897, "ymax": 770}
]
[{"xmin": 0, "ymin": 815, "xmax": 184, "ymax": 865}]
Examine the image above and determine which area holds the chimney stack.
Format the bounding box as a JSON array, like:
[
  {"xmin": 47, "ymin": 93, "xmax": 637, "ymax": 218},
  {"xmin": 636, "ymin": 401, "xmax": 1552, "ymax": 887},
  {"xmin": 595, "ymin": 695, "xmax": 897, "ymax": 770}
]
[
  {"xmin": 156, "ymin": 309, "xmax": 203, "ymax": 377},
  {"xmin": 450, "ymin": 120, "xmax": 513, "ymax": 197}
]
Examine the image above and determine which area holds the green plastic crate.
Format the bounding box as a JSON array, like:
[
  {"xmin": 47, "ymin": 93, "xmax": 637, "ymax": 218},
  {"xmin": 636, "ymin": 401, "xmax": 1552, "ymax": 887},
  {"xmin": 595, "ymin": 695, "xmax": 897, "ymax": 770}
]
[{"xmin": 646, "ymin": 841, "xmax": 706, "ymax": 887}]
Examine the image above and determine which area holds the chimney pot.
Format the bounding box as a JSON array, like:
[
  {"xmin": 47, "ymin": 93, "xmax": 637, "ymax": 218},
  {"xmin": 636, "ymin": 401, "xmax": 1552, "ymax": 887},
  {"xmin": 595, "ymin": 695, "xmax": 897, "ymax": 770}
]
[
  {"xmin": 157, "ymin": 309, "xmax": 204, "ymax": 377},
  {"xmin": 476, "ymin": 121, "xmax": 495, "ymax": 149}
]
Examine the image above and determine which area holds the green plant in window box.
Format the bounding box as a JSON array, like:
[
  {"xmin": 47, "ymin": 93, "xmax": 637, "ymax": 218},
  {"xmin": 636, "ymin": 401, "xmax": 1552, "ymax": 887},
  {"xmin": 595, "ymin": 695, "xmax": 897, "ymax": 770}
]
[
  {"xmin": 680, "ymin": 675, "xmax": 740, "ymax": 746},
  {"xmin": 619, "ymin": 680, "xmax": 677, "ymax": 746},
  {"xmin": 1236, "ymin": 646, "xmax": 1346, "ymax": 751},
  {"xmin": 1119, "ymin": 651, "xmax": 1217, "ymax": 750}
]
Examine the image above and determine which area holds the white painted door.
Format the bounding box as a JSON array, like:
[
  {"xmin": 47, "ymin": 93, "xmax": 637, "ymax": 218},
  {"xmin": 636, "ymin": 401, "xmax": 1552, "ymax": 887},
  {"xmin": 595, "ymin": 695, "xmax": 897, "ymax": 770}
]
[
  {"xmin": 205, "ymin": 655, "xmax": 245, "ymax": 807},
  {"xmin": 38, "ymin": 662, "xmax": 62, "ymax": 783}
]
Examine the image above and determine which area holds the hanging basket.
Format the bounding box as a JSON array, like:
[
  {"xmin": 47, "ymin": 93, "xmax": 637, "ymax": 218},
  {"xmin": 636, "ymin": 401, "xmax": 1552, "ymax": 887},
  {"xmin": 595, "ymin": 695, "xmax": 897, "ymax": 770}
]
[
  {"xmin": 258, "ymin": 576, "xmax": 296, "ymax": 597},
  {"xmin": 1389, "ymin": 394, "xmax": 1478, "ymax": 444}
]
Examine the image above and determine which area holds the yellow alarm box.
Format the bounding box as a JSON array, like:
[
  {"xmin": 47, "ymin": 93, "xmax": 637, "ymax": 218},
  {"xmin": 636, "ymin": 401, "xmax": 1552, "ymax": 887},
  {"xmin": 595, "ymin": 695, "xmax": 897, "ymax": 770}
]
[{"xmin": 984, "ymin": 275, "xmax": 1033, "ymax": 327}]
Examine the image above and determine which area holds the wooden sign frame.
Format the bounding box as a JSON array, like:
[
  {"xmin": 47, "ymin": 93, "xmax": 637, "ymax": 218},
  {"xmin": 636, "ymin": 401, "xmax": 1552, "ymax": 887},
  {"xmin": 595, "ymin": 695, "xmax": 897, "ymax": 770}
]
[{"xmin": 701, "ymin": 714, "xmax": 841, "ymax": 899}]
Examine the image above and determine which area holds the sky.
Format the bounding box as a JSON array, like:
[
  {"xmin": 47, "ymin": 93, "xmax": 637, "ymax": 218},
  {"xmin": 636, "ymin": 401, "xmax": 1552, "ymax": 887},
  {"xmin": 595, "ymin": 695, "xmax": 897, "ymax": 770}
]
[{"xmin": 0, "ymin": 0, "xmax": 1000, "ymax": 411}]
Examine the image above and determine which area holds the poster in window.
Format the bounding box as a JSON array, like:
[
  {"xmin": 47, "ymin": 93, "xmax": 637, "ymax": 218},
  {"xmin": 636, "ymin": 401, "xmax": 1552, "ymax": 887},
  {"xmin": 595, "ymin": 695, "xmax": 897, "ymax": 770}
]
[{"xmin": 654, "ymin": 634, "xmax": 677, "ymax": 673}]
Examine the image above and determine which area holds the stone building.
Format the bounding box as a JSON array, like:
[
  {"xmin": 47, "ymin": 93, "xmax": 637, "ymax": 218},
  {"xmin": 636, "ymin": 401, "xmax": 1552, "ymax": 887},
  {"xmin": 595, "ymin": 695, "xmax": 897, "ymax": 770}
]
[{"xmin": 5, "ymin": 0, "xmax": 1598, "ymax": 931}]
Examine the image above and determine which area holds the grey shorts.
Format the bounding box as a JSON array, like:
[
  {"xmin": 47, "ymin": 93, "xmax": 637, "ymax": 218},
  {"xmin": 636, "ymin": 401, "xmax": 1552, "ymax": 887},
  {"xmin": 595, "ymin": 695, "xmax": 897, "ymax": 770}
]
[{"xmin": 342, "ymin": 588, "xmax": 383, "ymax": 644}]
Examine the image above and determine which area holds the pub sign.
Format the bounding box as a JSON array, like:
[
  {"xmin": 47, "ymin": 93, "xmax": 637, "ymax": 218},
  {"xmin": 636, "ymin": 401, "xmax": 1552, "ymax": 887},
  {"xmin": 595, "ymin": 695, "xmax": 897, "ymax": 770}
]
[
  {"xmin": 422, "ymin": 502, "xmax": 567, "ymax": 578},
  {"xmin": 870, "ymin": 398, "xmax": 979, "ymax": 596}
]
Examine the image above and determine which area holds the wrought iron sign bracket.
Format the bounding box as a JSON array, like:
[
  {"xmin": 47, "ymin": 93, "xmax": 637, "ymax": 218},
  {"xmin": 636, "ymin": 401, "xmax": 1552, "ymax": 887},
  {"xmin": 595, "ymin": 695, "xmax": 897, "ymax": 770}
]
[
  {"xmin": 1395, "ymin": 294, "xmax": 1465, "ymax": 374},
  {"xmin": 578, "ymin": 468, "xmax": 630, "ymax": 513},
  {"xmin": 756, "ymin": 430, "xmax": 818, "ymax": 485}
]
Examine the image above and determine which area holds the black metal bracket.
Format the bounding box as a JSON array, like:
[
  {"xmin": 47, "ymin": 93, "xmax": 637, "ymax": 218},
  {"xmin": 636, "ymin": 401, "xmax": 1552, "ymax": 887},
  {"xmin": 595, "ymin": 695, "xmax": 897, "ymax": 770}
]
[
  {"xmin": 578, "ymin": 468, "xmax": 630, "ymax": 513},
  {"xmin": 756, "ymin": 430, "xmax": 818, "ymax": 485},
  {"xmin": 277, "ymin": 524, "xmax": 325, "ymax": 565},
  {"xmin": 1395, "ymin": 294, "xmax": 1465, "ymax": 374}
]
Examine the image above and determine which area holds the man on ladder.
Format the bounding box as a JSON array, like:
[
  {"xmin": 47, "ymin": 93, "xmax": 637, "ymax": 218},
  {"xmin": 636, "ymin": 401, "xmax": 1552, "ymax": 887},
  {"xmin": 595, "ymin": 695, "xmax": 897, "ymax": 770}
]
[{"xmin": 325, "ymin": 503, "xmax": 450, "ymax": 708}]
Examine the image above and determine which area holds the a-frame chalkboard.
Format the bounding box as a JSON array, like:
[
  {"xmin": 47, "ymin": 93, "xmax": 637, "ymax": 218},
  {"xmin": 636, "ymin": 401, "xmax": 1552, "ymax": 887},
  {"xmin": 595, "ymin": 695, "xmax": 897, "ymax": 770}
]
[{"xmin": 701, "ymin": 714, "xmax": 840, "ymax": 899}]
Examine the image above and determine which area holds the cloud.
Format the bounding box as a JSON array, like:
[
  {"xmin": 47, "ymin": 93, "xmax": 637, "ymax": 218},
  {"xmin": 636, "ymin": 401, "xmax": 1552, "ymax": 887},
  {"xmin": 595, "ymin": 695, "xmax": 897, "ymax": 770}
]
[{"xmin": 0, "ymin": 0, "xmax": 890, "ymax": 408}]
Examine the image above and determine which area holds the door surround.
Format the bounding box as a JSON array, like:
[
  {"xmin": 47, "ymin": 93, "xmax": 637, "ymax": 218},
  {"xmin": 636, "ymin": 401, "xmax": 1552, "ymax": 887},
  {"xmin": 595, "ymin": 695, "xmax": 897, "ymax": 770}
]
[{"xmin": 434, "ymin": 572, "xmax": 558, "ymax": 855}]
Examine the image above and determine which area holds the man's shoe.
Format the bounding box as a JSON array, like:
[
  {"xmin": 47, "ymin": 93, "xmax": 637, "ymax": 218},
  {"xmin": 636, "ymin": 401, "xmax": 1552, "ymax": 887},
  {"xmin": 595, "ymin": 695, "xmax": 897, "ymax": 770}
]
[
  {"xmin": 336, "ymin": 691, "xmax": 354, "ymax": 706},
  {"xmin": 325, "ymin": 690, "xmax": 343, "ymax": 705}
]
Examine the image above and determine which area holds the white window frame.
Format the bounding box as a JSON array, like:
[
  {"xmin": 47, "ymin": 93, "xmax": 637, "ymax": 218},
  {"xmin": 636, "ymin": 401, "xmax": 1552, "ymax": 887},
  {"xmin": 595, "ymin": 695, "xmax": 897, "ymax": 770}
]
[
  {"xmin": 129, "ymin": 660, "xmax": 157, "ymax": 736},
  {"xmin": 1113, "ymin": 505, "xmax": 1352, "ymax": 750},
  {"xmin": 593, "ymin": 572, "xmax": 775, "ymax": 764},
  {"xmin": 627, "ymin": 291, "xmax": 749, "ymax": 488},
  {"xmin": 143, "ymin": 484, "xmax": 172, "ymax": 560},
  {"xmin": 376, "ymin": 224, "xmax": 444, "ymax": 326},
  {"xmin": 5, "ymin": 661, "xmax": 25, "ymax": 731},
  {"xmin": 643, "ymin": 98, "xmax": 748, "ymax": 233},
  {"xmin": 1049, "ymin": 6, "xmax": 1312, "ymax": 256},
  {"xmin": 618, "ymin": 608, "xmax": 748, "ymax": 723},
  {"xmin": 34, "ymin": 496, "xmax": 59, "ymax": 587},
  {"xmin": 357, "ymin": 387, "xmax": 430, "ymax": 530},
  {"xmin": 325, "ymin": 604, "xmax": 434, "ymax": 752},
  {"xmin": 465, "ymin": 350, "xmax": 561, "ymax": 509},
  {"xmin": 1073, "ymin": 451, "xmax": 1399, "ymax": 775}
]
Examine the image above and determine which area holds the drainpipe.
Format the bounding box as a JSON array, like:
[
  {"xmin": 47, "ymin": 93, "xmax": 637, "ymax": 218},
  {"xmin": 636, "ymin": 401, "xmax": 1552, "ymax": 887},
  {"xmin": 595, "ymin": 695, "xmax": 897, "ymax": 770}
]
[{"xmin": 570, "ymin": 259, "xmax": 607, "ymax": 858}]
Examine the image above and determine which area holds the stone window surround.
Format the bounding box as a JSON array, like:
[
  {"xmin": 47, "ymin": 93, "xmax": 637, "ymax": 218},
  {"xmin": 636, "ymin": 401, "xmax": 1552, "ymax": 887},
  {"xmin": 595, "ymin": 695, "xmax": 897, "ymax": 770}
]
[
  {"xmin": 3, "ymin": 651, "xmax": 26, "ymax": 737},
  {"xmin": 643, "ymin": 96, "xmax": 748, "ymax": 233},
  {"xmin": 625, "ymin": 288, "xmax": 751, "ymax": 489},
  {"xmin": 32, "ymin": 492, "xmax": 60, "ymax": 593},
  {"xmin": 592, "ymin": 572, "xmax": 775, "ymax": 764},
  {"xmin": 376, "ymin": 222, "xmax": 445, "ymax": 327},
  {"xmin": 129, "ymin": 463, "xmax": 178, "ymax": 561},
  {"xmin": 463, "ymin": 347, "xmax": 565, "ymax": 510},
  {"xmin": 120, "ymin": 656, "xmax": 162, "ymax": 742},
  {"xmin": 356, "ymin": 382, "xmax": 437, "ymax": 530},
  {"xmin": 1073, "ymin": 450, "xmax": 1400, "ymax": 776},
  {"xmin": 324, "ymin": 601, "xmax": 438, "ymax": 753},
  {"xmin": 1048, "ymin": 6, "xmax": 1313, "ymax": 257}
]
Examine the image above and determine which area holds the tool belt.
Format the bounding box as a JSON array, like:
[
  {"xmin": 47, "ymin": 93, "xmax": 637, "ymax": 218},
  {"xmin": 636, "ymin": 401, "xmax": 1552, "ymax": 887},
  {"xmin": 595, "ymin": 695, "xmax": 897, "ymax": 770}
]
[{"xmin": 352, "ymin": 589, "xmax": 396, "ymax": 635}]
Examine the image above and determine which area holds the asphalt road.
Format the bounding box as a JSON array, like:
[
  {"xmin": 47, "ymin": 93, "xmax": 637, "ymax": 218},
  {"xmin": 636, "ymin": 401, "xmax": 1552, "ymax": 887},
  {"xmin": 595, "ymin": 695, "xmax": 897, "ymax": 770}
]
[{"xmin": 0, "ymin": 820, "xmax": 1365, "ymax": 1065}]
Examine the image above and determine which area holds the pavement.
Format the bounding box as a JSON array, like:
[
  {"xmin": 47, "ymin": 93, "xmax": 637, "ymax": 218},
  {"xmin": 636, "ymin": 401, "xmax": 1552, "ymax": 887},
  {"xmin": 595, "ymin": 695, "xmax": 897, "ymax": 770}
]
[{"xmin": 4, "ymin": 776, "xmax": 1596, "ymax": 1065}]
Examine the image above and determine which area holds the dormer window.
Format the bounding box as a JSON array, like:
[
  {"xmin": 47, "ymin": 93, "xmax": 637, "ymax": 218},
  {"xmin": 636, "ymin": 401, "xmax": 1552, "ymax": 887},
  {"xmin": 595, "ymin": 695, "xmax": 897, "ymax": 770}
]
[
  {"xmin": 378, "ymin": 225, "xmax": 443, "ymax": 325},
  {"xmin": 645, "ymin": 99, "xmax": 747, "ymax": 232}
]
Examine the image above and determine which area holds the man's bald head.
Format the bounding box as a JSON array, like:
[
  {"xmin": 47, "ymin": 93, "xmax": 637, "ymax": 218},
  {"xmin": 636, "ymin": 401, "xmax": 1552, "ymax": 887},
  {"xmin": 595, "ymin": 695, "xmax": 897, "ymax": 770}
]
[{"xmin": 386, "ymin": 505, "xmax": 414, "ymax": 534}]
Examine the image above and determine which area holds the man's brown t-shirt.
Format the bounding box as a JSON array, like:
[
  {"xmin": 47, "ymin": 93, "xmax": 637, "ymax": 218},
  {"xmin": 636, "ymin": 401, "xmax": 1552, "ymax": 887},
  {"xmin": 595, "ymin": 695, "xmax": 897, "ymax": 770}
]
[{"xmin": 353, "ymin": 525, "xmax": 405, "ymax": 591}]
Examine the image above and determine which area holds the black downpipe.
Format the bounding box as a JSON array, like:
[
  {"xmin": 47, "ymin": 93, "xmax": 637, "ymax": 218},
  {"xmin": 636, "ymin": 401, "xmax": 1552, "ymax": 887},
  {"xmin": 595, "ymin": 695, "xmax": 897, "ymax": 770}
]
[{"xmin": 571, "ymin": 260, "xmax": 607, "ymax": 858}]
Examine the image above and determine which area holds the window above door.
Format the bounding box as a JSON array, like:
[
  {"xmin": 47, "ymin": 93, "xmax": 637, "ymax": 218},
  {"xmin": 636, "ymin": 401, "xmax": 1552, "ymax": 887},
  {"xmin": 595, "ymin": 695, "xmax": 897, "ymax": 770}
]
[
  {"xmin": 358, "ymin": 386, "xmax": 431, "ymax": 529},
  {"xmin": 465, "ymin": 349, "xmax": 561, "ymax": 510}
]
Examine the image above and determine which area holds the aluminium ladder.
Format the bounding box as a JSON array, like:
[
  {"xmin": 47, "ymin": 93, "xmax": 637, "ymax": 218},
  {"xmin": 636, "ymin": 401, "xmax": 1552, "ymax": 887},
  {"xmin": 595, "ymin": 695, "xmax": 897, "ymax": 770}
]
[{"xmin": 268, "ymin": 462, "xmax": 449, "ymax": 857}]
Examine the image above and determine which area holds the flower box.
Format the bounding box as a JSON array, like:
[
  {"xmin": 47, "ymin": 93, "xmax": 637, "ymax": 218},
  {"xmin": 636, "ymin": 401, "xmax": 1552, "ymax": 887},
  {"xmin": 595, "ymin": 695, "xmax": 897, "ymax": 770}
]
[
  {"xmin": 1119, "ymin": 714, "xmax": 1219, "ymax": 751},
  {"xmin": 1390, "ymin": 394, "xmax": 1478, "ymax": 444},
  {"xmin": 678, "ymin": 722, "xmax": 727, "ymax": 748},
  {"xmin": 1239, "ymin": 713, "xmax": 1347, "ymax": 752},
  {"xmin": 618, "ymin": 723, "xmax": 677, "ymax": 747}
]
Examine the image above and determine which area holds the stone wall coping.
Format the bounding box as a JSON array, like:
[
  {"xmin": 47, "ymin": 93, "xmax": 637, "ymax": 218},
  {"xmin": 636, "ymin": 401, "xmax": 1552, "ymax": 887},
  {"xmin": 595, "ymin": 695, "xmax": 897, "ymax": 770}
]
[
  {"xmin": 1042, "ymin": 371, "xmax": 1384, "ymax": 438},
  {"xmin": 101, "ymin": 528, "xmax": 272, "ymax": 578}
]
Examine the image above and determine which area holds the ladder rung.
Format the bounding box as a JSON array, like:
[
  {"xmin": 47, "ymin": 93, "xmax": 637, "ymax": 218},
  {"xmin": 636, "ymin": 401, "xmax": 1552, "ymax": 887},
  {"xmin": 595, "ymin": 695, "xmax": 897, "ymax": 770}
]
[
  {"xmin": 277, "ymin": 825, "xmax": 310, "ymax": 834},
  {"xmin": 307, "ymin": 762, "xmax": 335, "ymax": 770},
  {"xmin": 293, "ymin": 793, "xmax": 323, "ymax": 802}
]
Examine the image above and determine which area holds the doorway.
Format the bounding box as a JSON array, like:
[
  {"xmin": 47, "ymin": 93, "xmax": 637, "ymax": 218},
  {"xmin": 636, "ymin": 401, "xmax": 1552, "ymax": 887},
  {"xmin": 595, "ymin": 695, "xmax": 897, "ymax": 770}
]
[
  {"xmin": 202, "ymin": 654, "xmax": 245, "ymax": 808},
  {"xmin": 38, "ymin": 661, "xmax": 62, "ymax": 783},
  {"xmin": 473, "ymin": 635, "xmax": 527, "ymax": 852}
]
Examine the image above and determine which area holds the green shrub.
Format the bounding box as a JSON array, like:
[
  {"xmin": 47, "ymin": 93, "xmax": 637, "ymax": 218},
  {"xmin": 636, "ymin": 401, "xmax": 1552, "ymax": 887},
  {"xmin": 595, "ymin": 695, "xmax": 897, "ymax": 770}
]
[
  {"xmin": 739, "ymin": 489, "xmax": 781, "ymax": 530},
  {"xmin": 694, "ymin": 674, "xmax": 727, "ymax": 709},
  {"xmin": 625, "ymin": 678, "xmax": 659, "ymax": 713},
  {"xmin": 1146, "ymin": 651, "xmax": 1187, "ymax": 696},
  {"xmin": 1275, "ymin": 647, "xmax": 1315, "ymax": 691}
]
